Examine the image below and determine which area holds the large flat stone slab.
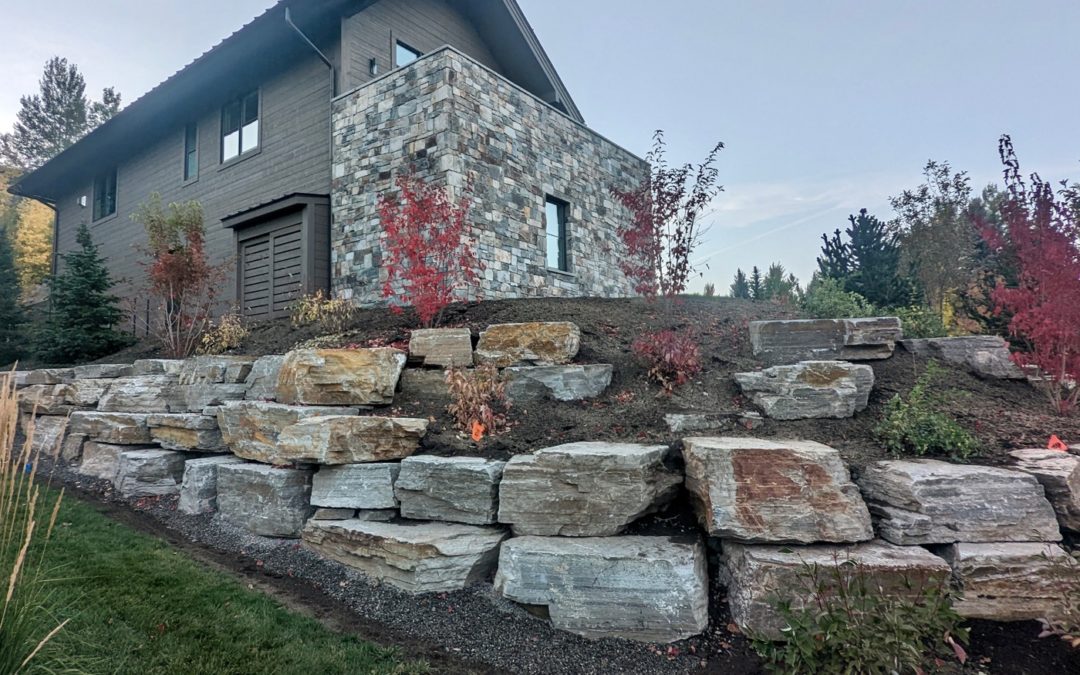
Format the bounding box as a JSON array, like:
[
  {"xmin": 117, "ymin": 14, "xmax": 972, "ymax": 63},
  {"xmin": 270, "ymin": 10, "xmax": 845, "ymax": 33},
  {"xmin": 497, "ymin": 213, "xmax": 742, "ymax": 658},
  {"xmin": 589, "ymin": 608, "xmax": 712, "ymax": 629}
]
[
  {"xmin": 63, "ymin": 379, "xmax": 114, "ymax": 407},
  {"xmin": 723, "ymin": 540, "xmax": 952, "ymax": 639},
  {"xmin": 276, "ymin": 348, "xmax": 406, "ymax": 406},
  {"xmin": 178, "ymin": 455, "xmax": 247, "ymax": 515},
  {"xmin": 171, "ymin": 383, "xmax": 249, "ymax": 412},
  {"xmin": 22, "ymin": 414, "xmax": 67, "ymax": 456},
  {"xmin": 131, "ymin": 359, "xmax": 184, "ymax": 376},
  {"xmin": 409, "ymin": 328, "xmax": 473, "ymax": 368},
  {"xmin": 749, "ymin": 317, "xmax": 902, "ymax": 365},
  {"xmin": 901, "ymin": 336, "xmax": 1025, "ymax": 379},
  {"xmin": 942, "ymin": 542, "xmax": 1079, "ymax": 622},
  {"xmin": 275, "ymin": 416, "xmax": 427, "ymax": 465},
  {"xmin": 395, "ymin": 456, "xmax": 506, "ymax": 525},
  {"xmin": 664, "ymin": 412, "xmax": 764, "ymax": 434},
  {"xmin": 857, "ymin": 459, "xmax": 1061, "ymax": 544},
  {"xmin": 216, "ymin": 402, "xmax": 359, "ymax": 462},
  {"xmin": 178, "ymin": 355, "xmax": 256, "ymax": 385},
  {"xmin": 68, "ymin": 412, "xmax": 152, "ymax": 445},
  {"xmin": 24, "ymin": 368, "xmax": 73, "ymax": 385},
  {"xmin": 217, "ymin": 464, "xmax": 314, "ymax": 538},
  {"xmin": 77, "ymin": 442, "xmax": 141, "ymax": 482},
  {"xmin": 115, "ymin": 449, "xmax": 187, "ymax": 498},
  {"xmin": 147, "ymin": 413, "xmax": 225, "ymax": 453},
  {"xmin": 734, "ymin": 361, "xmax": 874, "ymax": 420},
  {"xmin": 498, "ymin": 442, "xmax": 681, "ymax": 536},
  {"xmin": 474, "ymin": 322, "xmax": 581, "ymax": 367},
  {"xmin": 495, "ymin": 535, "xmax": 709, "ymax": 643},
  {"xmin": 244, "ymin": 355, "xmax": 285, "ymax": 401},
  {"xmin": 302, "ymin": 520, "xmax": 509, "ymax": 593},
  {"xmin": 71, "ymin": 363, "xmax": 133, "ymax": 380},
  {"xmin": 97, "ymin": 376, "xmax": 178, "ymax": 413},
  {"xmin": 504, "ymin": 365, "xmax": 612, "ymax": 402},
  {"xmin": 683, "ymin": 437, "xmax": 873, "ymax": 543},
  {"xmin": 311, "ymin": 464, "xmax": 400, "ymax": 509},
  {"xmin": 1009, "ymin": 449, "xmax": 1080, "ymax": 532},
  {"xmin": 18, "ymin": 384, "xmax": 74, "ymax": 416}
]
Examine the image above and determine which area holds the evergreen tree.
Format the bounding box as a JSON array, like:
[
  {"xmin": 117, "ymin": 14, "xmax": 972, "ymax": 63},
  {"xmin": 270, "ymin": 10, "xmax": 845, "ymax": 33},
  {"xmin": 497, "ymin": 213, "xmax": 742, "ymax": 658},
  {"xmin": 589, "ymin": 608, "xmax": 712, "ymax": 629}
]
[
  {"xmin": 729, "ymin": 268, "xmax": 751, "ymax": 299},
  {"xmin": 760, "ymin": 262, "xmax": 802, "ymax": 303},
  {"xmin": 748, "ymin": 266, "xmax": 764, "ymax": 301},
  {"xmin": 843, "ymin": 209, "xmax": 911, "ymax": 307},
  {"xmin": 817, "ymin": 228, "xmax": 851, "ymax": 280},
  {"xmin": 0, "ymin": 227, "xmax": 25, "ymax": 366},
  {"xmin": 38, "ymin": 223, "xmax": 128, "ymax": 364}
]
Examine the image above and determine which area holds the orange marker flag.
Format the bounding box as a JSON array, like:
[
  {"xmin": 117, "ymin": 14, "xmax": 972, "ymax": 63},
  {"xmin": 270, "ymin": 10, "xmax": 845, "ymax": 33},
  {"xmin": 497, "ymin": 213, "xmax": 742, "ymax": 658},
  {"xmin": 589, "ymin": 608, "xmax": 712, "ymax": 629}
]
[
  {"xmin": 471, "ymin": 420, "xmax": 486, "ymax": 442},
  {"xmin": 1048, "ymin": 435, "xmax": 1068, "ymax": 451}
]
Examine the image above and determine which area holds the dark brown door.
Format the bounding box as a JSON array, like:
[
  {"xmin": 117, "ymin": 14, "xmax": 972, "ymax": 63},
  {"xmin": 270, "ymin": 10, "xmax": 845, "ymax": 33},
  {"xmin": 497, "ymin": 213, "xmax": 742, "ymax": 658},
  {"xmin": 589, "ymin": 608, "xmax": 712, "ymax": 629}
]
[{"xmin": 238, "ymin": 217, "xmax": 303, "ymax": 319}]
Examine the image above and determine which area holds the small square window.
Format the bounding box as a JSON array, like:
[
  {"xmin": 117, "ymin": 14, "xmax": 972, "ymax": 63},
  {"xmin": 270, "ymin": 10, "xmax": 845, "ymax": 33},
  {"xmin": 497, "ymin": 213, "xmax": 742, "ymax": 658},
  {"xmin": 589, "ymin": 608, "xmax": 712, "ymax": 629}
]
[
  {"xmin": 222, "ymin": 90, "xmax": 259, "ymax": 162},
  {"xmin": 395, "ymin": 41, "xmax": 422, "ymax": 68},
  {"xmin": 93, "ymin": 168, "xmax": 117, "ymax": 221},
  {"xmin": 183, "ymin": 123, "xmax": 199, "ymax": 181},
  {"xmin": 545, "ymin": 197, "xmax": 569, "ymax": 272}
]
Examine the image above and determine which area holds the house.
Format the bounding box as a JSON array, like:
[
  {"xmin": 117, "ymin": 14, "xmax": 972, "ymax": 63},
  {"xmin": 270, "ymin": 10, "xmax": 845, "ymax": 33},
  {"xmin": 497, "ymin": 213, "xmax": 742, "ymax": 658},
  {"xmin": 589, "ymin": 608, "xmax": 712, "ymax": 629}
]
[{"xmin": 8, "ymin": 0, "xmax": 647, "ymax": 320}]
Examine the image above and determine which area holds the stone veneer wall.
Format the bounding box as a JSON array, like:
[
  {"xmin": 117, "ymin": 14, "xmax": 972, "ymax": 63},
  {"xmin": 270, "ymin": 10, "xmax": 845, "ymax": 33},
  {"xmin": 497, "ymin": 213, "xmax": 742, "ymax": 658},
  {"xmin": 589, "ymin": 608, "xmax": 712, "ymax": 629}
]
[{"xmin": 330, "ymin": 47, "xmax": 648, "ymax": 303}]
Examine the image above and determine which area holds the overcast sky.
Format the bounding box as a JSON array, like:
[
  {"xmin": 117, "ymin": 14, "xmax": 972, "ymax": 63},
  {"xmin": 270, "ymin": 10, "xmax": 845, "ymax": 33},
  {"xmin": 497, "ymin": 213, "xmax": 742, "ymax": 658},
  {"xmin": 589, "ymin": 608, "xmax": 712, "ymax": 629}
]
[{"xmin": 3, "ymin": 0, "xmax": 1079, "ymax": 291}]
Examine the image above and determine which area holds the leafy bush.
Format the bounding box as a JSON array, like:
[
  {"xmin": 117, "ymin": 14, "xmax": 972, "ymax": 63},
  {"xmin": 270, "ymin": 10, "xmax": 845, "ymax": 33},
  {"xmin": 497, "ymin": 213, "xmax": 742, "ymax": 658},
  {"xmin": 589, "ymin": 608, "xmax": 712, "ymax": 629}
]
[
  {"xmin": 875, "ymin": 362, "xmax": 978, "ymax": 460},
  {"xmin": 751, "ymin": 558, "xmax": 968, "ymax": 675},
  {"xmin": 445, "ymin": 365, "xmax": 510, "ymax": 440},
  {"xmin": 801, "ymin": 276, "xmax": 877, "ymax": 320},
  {"xmin": 631, "ymin": 329, "xmax": 702, "ymax": 394},
  {"xmin": 197, "ymin": 313, "xmax": 248, "ymax": 355},
  {"xmin": 290, "ymin": 290, "xmax": 358, "ymax": 335},
  {"xmin": 893, "ymin": 305, "xmax": 948, "ymax": 339}
]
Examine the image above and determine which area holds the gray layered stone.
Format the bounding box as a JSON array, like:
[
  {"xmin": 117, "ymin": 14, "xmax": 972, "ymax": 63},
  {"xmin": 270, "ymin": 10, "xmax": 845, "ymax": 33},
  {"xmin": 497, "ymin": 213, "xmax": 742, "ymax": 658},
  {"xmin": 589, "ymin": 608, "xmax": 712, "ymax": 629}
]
[
  {"xmin": 77, "ymin": 442, "xmax": 138, "ymax": 482},
  {"xmin": 147, "ymin": 414, "xmax": 225, "ymax": 453},
  {"xmin": 97, "ymin": 376, "xmax": 178, "ymax": 413},
  {"xmin": 901, "ymin": 336, "xmax": 1025, "ymax": 379},
  {"xmin": 216, "ymin": 464, "xmax": 315, "ymax": 538},
  {"xmin": 115, "ymin": 449, "xmax": 188, "ymax": 498},
  {"xmin": 171, "ymin": 383, "xmax": 250, "ymax": 412},
  {"xmin": 275, "ymin": 416, "xmax": 427, "ymax": 465},
  {"xmin": 409, "ymin": 328, "xmax": 473, "ymax": 368},
  {"xmin": 302, "ymin": 519, "xmax": 509, "ymax": 593},
  {"xmin": 244, "ymin": 355, "xmax": 285, "ymax": 401},
  {"xmin": 398, "ymin": 369, "xmax": 450, "ymax": 403},
  {"xmin": 498, "ymin": 442, "xmax": 681, "ymax": 536},
  {"xmin": 313, "ymin": 508, "xmax": 358, "ymax": 521},
  {"xmin": 504, "ymin": 365, "xmax": 612, "ymax": 402},
  {"xmin": 311, "ymin": 464, "xmax": 400, "ymax": 509},
  {"xmin": 68, "ymin": 412, "xmax": 152, "ymax": 444},
  {"xmin": 857, "ymin": 459, "xmax": 1062, "ymax": 544},
  {"xmin": 276, "ymin": 348, "xmax": 406, "ymax": 406},
  {"xmin": 23, "ymin": 414, "xmax": 67, "ymax": 456},
  {"xmin": 216, "ymin": 402, "xmax": 359, "ymax": 462},
  {"xmin": 749, "ymin": 317, "xmax": 903, "ymax": 365},
  {"xmin": 683, "ymin": 437, "xmax": 873, "ymax": 544},
  {"xmin": 495, "ymin": 535, "xmax": 709, "ymax": 643},
  {"xmin": 64, "ymin": 379, "xmax": 114, "ymax": 407},
  {"xmin": 178, "ymin": 455, "xmax": 247, "ymax": 515},
  {"xmin": 61, "ymin": 434, "xmax": 86, "ymax": 463},
  {"xmin": 132, "ymin": 359, "xmax": 184, "ymax": 376},
  {"xmin": 18, "ymin": 384, "xmax": 74, "ymax": 416},
  {"xmin": 734, "ymin": 361, "xmax": 874, "ymax": 420},
  {"xmin": 664, "ymin": 412, "xmax": 764, "ymax": 434},
  {"xmin": 723, "ymin": 541, "xmax": 952, "ymax": 639},
  {"xmin": 1009, "ymin": 449, "xmax": 1080, "ymax": 532},
  {"xmin": 178, "ymin": 355, "xmax": 257, "ymax": 385},
  {"xmin": 24, "ymin": 368, "xmax": 73, "ymax": 385},
  {"xmin": 942, "ymin": 542, "xmax": 1079, "ymax": 622},
  {"xmin": 395, "ymin": 456, "xmax": 505, "ymax": 525},
  {"xmin": 71, "ymin": 363, "xmax": 133, "ymax": 380},
  {"xmin": 10, "ymin": 371, "xmax": 28, "ymax": 388}
]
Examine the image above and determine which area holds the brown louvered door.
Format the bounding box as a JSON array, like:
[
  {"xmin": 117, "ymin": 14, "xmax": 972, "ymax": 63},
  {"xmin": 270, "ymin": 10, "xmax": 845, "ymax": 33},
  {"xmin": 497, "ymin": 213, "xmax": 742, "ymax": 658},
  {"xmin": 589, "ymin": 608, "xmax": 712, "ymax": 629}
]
[{"xmin": 239, "ymin": 219, "xmax": 303, "ymax": 320}]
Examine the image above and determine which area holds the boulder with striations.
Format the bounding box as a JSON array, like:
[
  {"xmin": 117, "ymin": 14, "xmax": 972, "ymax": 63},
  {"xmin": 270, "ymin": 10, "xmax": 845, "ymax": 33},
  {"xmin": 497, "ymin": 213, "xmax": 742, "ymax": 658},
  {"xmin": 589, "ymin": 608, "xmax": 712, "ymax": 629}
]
[
  {"xmin": 216, "ymin": 401, "xmax": 358, "ymax": 462},
  {"xmin": 178, "ymin": 455, "xmax": 247, "ymax": 515},
  {"xmin": 749, "ymin": 317, "xmax": 902, "ymax": 365},
  {"xmin": 901, "ymin": 336, "xmax": 1025, "ymax": 379},
  {"xmin": 275, "ymin": 416, "xmax": 427, "ymax": 465},
  {"xmin": 311, "ymin": 464, "xmax": 400, "ymax": 510},
  {"xmin": 147, "ymin": 413, "xmax": 226, "ymax": 453},
  {"xmin": 734, "ymin": 361, "xmax": 874, "ymax": 420},
  {"xmin": 276, "ymin": 348, "xmax": 406, "ymax": 406},
  {"xmin": 115, "ymin": 449, "xmax": 188, "ymax": 497},
  {"xmin": 1008, "ymin": 449, "xmax": 1080, "ymax": 533},
  {"xmin": 395, "ymin": 456, "xmax": 506, "ymax": 525},
  {"xmin": 408, "ymin": 328, "xmax": 473, "ymax": 368},
  {"xmin": 217, "ymin": 463, "xmax": 314, "ymax": 538},
  {"xmin": 504, "ymin": 365, "xmax": 612, "ymax": 402},
  {"xmin": 474, "ymin": 322, "xmax": 580, "ymax": 367}
]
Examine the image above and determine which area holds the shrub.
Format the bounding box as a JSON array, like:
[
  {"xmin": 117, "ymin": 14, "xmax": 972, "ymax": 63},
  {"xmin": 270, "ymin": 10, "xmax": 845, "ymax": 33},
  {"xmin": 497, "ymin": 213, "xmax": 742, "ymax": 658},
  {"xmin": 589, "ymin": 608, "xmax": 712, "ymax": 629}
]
[
  {"xmin": 197, "ymin": 313, "xmax": 248, "ymax": 355},
  {"xmin": 875, "ymin": 362, "xmax": 978, "ymax": 460},
  {"xmin": 801, "ymin": 276, "xmax": 877, "ymax": 320},
  {"xmin": 445, "ymin": 365, "xmax": 510, "ymax": 440},
  {"xmin": 703, "ymin": 282, "xmax": 716, "ymax": 297},
  {"xmin": 379, "ymin": 172, "xmax": 482, "ymax": 328},
  {"xmin": 290, "ymin": 290, "xmax": 358, "ymax": 335},
  {"xmin": 631, "ymin": 329, "xmax": 702, "ymax": 394},
  {"xmin": 751, "ymin": 558, "xmax": 968, "ymax": 675},
  {"xmin": 892, "ymin": 305, "xmax": 948, "ymax": 339}
]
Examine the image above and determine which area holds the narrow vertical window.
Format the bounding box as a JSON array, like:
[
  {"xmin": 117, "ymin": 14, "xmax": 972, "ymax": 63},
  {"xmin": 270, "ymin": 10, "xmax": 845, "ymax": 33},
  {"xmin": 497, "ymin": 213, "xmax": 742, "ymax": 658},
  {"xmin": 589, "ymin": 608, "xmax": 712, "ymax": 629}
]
[
  {"xmin": 93, "ymin": 168, "xmax": 117, "ymax": 221},
  {"xmin": 545, "ymin": 197, "xmax": 569, "ymax": 272},
  {"xmin": 221, "ymin": 90, "xmax": 259, "ymax": 162},
  {"xmin": 395, "ymin": 41, "xmax": 422, "ymax": 68},
  {"xmin": 183, "ymin": 123, "xmax": 199, "ymax": 181}
]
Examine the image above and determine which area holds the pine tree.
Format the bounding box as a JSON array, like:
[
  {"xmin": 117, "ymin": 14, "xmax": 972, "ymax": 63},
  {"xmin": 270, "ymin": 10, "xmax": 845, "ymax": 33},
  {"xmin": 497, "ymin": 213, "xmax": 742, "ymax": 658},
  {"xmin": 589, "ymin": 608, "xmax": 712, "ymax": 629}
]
[
  {"xmin": 760, "ymin": 262, "xmax": 801, "ymax": 303},
  {"xmin": 729, "ymin": 268, "xmax": 751, "ymax": 299},
  {"xmin": 0, "ymin": 227, "xmax": 25, "ymax": 366},
  {"xmin": 38, "ymin": 223, "xmax": 128, "ymax": 364},
  {"xmin": 748, "ymin": 266, "xmax": 764, "ymax": 301},
  {"xmin": 817, "ymin": 228, "xmax": 851, "ymax": 280},
  {"xmin": 844, "ymin": 209, "xmax": 911, "ymax": 307}
]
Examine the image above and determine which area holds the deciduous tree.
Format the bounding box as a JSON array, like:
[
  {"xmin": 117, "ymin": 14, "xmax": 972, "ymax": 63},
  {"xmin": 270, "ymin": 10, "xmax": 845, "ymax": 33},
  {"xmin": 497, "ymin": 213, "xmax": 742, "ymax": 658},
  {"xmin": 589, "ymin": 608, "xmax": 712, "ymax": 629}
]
[{"xmin": 0, "ymin": 226, "xmax": 25, "ymax": 366}]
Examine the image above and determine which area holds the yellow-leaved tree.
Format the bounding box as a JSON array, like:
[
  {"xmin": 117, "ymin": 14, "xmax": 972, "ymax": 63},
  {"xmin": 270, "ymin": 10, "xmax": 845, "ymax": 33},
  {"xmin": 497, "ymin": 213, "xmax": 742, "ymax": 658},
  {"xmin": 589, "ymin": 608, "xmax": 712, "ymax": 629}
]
[{"xmin": 14, "ymin": 199, "xmax": 53, "ymax": 292}]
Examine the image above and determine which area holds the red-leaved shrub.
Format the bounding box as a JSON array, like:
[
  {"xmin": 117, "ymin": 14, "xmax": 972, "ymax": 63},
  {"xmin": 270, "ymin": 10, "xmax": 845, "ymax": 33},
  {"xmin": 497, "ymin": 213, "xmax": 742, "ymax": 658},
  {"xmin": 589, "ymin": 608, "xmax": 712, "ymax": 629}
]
[
  {"xmin": 379, "ymin": 172, "xmax": 483, "ymax": 328},
  {"xmin": 631, "ymin": 329, "xmax": 702, "ymax": 394},
  {"xmin": 980, "ymin": 136, "xmax": 1080, "ymax": 414}
]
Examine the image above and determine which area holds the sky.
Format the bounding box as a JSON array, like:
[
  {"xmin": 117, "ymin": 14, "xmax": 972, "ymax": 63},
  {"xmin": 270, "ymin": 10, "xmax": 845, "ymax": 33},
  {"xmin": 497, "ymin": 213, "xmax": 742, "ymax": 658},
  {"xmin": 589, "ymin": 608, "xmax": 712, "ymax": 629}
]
[{"xmin": 3, "ymin": 0, "xmax": 1079, "ymax": 292}]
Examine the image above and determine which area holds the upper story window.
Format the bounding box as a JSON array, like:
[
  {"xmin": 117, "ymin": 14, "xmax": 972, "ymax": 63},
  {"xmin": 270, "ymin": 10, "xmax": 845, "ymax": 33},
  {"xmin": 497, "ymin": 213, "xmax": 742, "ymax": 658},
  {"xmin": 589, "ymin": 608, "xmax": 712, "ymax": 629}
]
[
  {"xmin": 183, "ymin": 123, "xmax": 199, "ymax": 181},
  {"xmin": 221, "ymin": 90, "xmax": 259, "ymax": 162},
  {"xmin": 93, "ymin": 168, "xmax": 118, "ymax": 221},
  {"xmin": 545, "ymin": 196, "xmax": 569, "ymax": 272},
  {"xmin": 395, "ymin": 41, "xmax": 422, "ymax": 68}
]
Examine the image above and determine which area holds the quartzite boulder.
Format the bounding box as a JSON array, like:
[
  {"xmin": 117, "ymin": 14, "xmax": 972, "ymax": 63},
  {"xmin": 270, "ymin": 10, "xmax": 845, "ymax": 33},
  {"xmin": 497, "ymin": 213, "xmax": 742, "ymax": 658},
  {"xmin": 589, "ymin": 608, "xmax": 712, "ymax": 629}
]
[
  {"xmin": 313, "ymin": 508, "xmax": 358, "ymax": 521},
  {"xmin": 723, "ymin": 541, "xmax": 952, "ymax": 639},
  {"xmin": 132, "ymin": 359, "xmax": 184, "ymax": 376},
  {"xmin": 901, "ymin": 336, "xmax": 1025, "ymax": 379},
  {"xmin": 409, "ymin": 328, "xmax": 473, "ymax": 368},
  {"xmin": 474, "ymin": 322, "xmax": 581, "ymax": 367},
  {"xmin": 178, "ymin": 355, "xmax": 256, "ymax": 385},
  {"xmin": 683, "ymin": 437, "xmax": 873, "ymax": 543},
  {"xmin": 147, "ymin": 413, "xmax": 226, "ymax": 453},
  {"xmin": 942, "ymin": 542, "xmax": 1079, "ymax": 621},
  {"xmin": 311, "ymin": 464, "xmax": 400, "ymax": 509},
  {"xmin": 302, "ymin": 519, "xmax": 509, "ymax": 593},
  {"xmin": 216, "ymin": 463, "xmax": 314, "ymax": 538},
  {"xmin": 115, "ymin": 449, "xmax": 187, "ymax": 497},
  {"xmin": 749, "ymin": 317, "xmax": 902, "ymax": 365},
  {"xmin": 24, "ymin": 368, "xmax": 73, "ymax": 385},
  {"xmin": 498, "ymin": 442, "xmax": 681, "ymax": 536},
  {"xmin": 172, "ymin": 383, "xmax": 249, "ymax": 412},
  {"xmin": 504, "ymin": 365, "xmax": 612, "ymax": 402},
  {"xmin": 178, "ymin": 455, "xmax": 246, "ymax": 515},
  {"xmin": 77, "ymin": 442, "xmax": 138, "ymax": 482},
  {"xmin": 97, "ymin": 376, "xmax": 178, "ymax": 413},
  {"xmin": 64, "ymin": 379, "xmax": 115, "ymax": 407},
  {"xmin": 664, "ymin": 412, "xmax": 764, "ymax": 434},
  {"xmin": 68, "ymin": 412, "xmax": 152, "ymax": 445},
  {"xmin": 18, "ymin": 384, "xmax": 73, "ymax": 416},
  {"xmin": 395, "ymin": 456, "xmax": 506, "ymax": 525},
  {"xmin": 23, "ymin": 414, "xmax": 67, "ymax": 455},
  {"xmin": 216, "ymin": 401, "xmax": 358, "ymax": 462},
  {"xmin": 276, "ymin": 348, "xmax": 406, "ymax": 406},
  {"xmin": 856, "ymin": 459, "xmax": 1062, "ymax": 544},
  {"xmin": 496, "ymin": 535, "xmax": 709, "ymax": 643},
  {"xmin": 71, "ymin": 363, "xmax": 133, "ymax": 380},
  {"xmin": 244, "ymin": 355, "xmax": 285, "ymax": 401},
  {"xmin": 1009, "ymin": 449, "xmax": 1080, "ymax": 532},
  {"xmin": 275, "ymin": 416, "xmax": 427, "ymax": 465},
  {"xmin": 734, "ymin": 361, "xmax": 874, "ymax": 420},
  {"xmin": 398, "ymin": 370, "xmax": 450, "ymax": 403}
]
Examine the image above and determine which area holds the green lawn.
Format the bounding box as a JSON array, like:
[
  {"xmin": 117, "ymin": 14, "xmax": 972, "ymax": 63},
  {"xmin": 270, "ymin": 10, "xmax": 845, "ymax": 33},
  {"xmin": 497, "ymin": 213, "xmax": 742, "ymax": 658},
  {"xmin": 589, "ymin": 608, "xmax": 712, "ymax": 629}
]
[{"xmin": 31, "ymin": 493, "xmax": 426, "ymax": 675}]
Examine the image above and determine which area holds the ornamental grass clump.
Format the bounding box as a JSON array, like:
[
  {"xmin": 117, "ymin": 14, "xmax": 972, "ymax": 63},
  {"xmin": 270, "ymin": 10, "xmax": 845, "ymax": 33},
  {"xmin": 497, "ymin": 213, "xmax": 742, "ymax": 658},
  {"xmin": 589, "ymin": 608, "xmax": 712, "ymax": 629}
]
[{"xmin": 1, "ymin": 372, "xmax": 68, "ymax": 673}]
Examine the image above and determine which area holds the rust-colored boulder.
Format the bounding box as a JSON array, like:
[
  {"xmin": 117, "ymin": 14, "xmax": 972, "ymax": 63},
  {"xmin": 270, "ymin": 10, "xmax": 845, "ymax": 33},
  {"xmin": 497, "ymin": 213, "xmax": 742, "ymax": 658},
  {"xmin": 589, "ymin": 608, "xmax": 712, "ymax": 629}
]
[
  {"xmin": 474, "ymin": 322, "xmax": 580, "ymax": 367},
  {"xmin": 276, "ymin": 348, "xmax": 406, "ymax": 406},
  {"xmin": 275, "ymin": 416, "xmax": 428, "ymax": 465},
  {"xmin": 216, "ymin": 401, "xmax": 359, "ymax": 462}
]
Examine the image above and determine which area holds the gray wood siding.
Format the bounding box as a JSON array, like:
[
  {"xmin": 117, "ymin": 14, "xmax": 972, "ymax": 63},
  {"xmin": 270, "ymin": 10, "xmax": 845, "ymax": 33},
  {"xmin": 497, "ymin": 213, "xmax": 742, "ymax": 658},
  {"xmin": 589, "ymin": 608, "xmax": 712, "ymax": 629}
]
[{"xmin": 341, "ymin": 0, "xmax": 502, "ymax": 92}]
